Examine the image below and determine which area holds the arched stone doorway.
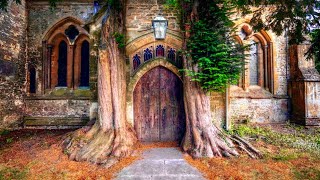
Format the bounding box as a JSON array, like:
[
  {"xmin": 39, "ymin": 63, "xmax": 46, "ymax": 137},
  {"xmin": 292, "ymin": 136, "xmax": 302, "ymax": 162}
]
[{"xmin": 133, "ymin": 66, "xmax": 185, "ymax": 142}]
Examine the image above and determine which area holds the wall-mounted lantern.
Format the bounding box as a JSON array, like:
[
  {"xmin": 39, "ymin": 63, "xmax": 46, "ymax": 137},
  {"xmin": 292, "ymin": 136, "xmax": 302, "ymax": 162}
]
[{"xmin": 152, "ymin": 15, "xmax": 168, "ymax": 40}]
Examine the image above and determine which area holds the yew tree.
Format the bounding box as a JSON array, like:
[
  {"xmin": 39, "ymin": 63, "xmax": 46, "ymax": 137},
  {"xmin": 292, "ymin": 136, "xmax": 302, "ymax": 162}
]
[{"xmin": 1, "ymin": 0, "xmax": 320, "ymax": 165}]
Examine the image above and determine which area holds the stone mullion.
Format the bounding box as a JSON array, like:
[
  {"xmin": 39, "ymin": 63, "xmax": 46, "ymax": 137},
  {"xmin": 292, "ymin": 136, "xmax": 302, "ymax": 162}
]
[
  {"xmin": 74, "ymin": 43, "xmax": 81, "ymax": 89},
  {"xmin": 268, "ymin": 42, "xmax": 274, "ymax": 94},
  {"xmin": 67, "ymin": 45, "xmax": 74, "ymax": 88}
]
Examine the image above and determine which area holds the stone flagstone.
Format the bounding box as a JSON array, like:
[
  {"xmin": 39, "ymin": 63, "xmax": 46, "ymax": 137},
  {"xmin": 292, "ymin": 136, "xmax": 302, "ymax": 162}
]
[{"xmin": 115, "ymin": 148, "xmax": 206, "ymax": 180}]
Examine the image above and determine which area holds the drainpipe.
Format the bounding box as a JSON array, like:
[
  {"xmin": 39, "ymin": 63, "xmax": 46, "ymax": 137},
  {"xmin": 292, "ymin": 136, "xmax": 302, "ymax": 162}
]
[{"xmin": 225, "ymin": 85, "xmax": 230, "ymax": 131}]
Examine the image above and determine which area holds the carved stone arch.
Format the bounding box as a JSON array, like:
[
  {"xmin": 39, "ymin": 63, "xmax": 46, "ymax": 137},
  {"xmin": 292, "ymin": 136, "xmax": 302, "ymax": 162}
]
[
  {"xmin": 43, "ymin": 16, "xmax": 85, "ymax": 41},
  {"xmin": 126, "ymin": 32, "xmax": 183, "ymax": 56},
  {"xmin": 253, "ymin": 33, "xmax": 268, "ymax": 46},
  {"xmin": 126, "ymin": 58, "xmax": 182, "ymax": 125},
  {"xmin": 42, "ymin": 17, "xmax": 91, "ymax": 91}
]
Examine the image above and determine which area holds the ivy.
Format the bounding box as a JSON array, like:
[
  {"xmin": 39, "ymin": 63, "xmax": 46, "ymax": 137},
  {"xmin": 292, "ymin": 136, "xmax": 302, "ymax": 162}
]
[
  {"xmin": 113, "ymin": 32, "xmax": 125, "ymax": 49},
  {"xmin": 184, "ymin": 0, "xmax": 245, "ymax": 92}
]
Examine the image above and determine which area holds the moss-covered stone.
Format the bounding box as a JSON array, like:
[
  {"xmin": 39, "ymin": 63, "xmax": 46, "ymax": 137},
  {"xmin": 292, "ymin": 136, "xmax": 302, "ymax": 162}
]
[{"xmin": 73, "ymin": 89, "xmax": 92, "ymax": 97}]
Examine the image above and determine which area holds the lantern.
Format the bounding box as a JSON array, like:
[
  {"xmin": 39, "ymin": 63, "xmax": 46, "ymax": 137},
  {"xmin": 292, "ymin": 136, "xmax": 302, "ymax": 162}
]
[{"xmin": 152, "ymin": 15, "xmax": 168, "ymax": 40}]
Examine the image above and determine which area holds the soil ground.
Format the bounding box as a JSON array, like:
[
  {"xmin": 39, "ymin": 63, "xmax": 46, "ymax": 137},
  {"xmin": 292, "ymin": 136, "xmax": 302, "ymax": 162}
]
[{"xmin": 0, "ymin": 124, "xmax": 319, "ymax": 180}]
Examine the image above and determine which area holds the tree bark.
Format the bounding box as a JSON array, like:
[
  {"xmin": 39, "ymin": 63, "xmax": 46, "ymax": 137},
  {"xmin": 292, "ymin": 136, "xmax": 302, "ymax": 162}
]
[
  {"xmin": 180, "ymin": 0, "xmax": 260, "ymax": 159},
  {"xmin": 63, "ymin": 9, "xmax": 137, "ymax": 166}
]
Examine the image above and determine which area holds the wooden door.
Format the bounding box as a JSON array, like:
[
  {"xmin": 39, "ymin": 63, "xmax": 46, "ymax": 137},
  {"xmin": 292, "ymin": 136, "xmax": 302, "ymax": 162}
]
[{"xmin": 134, "ymin": 66, "xmax": 185, "ymax": 142}]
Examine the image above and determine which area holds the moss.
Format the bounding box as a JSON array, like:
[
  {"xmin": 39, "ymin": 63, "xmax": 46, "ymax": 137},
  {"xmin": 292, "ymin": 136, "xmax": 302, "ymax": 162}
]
[
  {"xmin": 73, "ymin": 89, "xmax": 92, "ymax": 97},
  {"xmin": 49, "ymin": 88, "xmax": 69, "ymax": 96}
]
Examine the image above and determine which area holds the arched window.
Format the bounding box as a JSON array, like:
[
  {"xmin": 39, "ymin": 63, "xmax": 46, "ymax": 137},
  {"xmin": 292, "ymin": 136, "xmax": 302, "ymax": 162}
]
[
  {"xmin": 167, "ymin": 48, "xmax": 176, "ymax": 62},
  {"xmin": 29, "ymin": 66, "xmax": 36, "ymax": 93},
  {"xmin": 249, "ymin": 40, "xmax": 259, "ymax": 85},
  {"xmin": 43, "ymin": 19, "xmax": 91, "ymax": 91},
  {"xmin": 144, "ymin": 48, "xmax": 153, "ymax": 61},
  {"xmin": 133, "ymin": 54, "xmax": 141, "ymax": 70},
  {"xmin": 80, "ymin": 40, "xmax": 90, "ymax": 87},
  {"xmin": 156, "ymin": 45, "xmax": 165, "ymax": 57},
  {"xmin": 236, "ymin": 24, "xmax": 273, "ymax": 92},
  {"xmin": 57, "ymin": 40, "xmax": 68, "ymax": 87}
]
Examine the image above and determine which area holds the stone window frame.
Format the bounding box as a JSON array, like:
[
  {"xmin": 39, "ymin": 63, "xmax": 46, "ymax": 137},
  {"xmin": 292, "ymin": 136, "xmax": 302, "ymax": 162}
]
[
  {"xmin": 235, "ymin": 24, "xmax": 274, "ymax": 93},
  {"xmin": 42, "ymin": 18, "xmax": 90, "ymax": 92}
]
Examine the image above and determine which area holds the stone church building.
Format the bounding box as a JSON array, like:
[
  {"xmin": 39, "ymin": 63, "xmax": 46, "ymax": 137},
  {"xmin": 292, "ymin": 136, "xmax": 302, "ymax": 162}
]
[{"xmin": 0, "ymin": 0, "xmax": 319, "ymax": 140}]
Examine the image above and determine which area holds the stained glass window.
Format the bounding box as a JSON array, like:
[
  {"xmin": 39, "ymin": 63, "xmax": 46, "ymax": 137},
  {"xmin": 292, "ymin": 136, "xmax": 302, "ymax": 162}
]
[
  {"xmin": 144, "ymin": 48, "xmax": 153, "ymax": 61},
  {"xmin": 133, "ymin": 54, "xmax": 141, "ymax": 70},
  {"xmin": 156, "ymin": 45, "xmax": 165, "ymax": 57},
  {"xmin": 167, "ymin": 48, "xmax": 176, "ymax": 62}
]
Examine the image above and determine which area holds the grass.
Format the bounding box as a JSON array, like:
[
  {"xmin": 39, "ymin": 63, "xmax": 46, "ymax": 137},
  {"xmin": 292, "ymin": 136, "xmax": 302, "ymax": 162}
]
[
  {"xmin": 293, "ymin": 167, "xmax": 320, "ymax": 180},
  {"xmin": 230, "ymin": 123, "xmax": 320, "ymax": 156},
  {"xmin": 0, "ymin": 165, "xmax": 27, "ymax": 180}
]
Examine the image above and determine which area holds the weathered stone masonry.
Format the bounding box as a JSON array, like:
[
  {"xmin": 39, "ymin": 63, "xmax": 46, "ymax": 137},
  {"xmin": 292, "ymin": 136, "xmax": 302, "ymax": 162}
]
[
  {"xmin": 0, "ymin": 0, "xmax": 27, "ymax": 129},
  {"xmin": 0, "ymin": 0, "xmax": 320, "ymax": 130}
]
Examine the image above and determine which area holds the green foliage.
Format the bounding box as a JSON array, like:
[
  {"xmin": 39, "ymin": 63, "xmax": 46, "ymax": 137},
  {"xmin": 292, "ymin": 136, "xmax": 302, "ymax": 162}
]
[
  {"xmin": 0, "ymin": 0, "xmax": 20, "ymax": 11},
  {"xmin": 307, "ymin": 29, "xmax": 320, "ymax": 72},
  {"xmin": 184, "ymin": 0, "xmax": 245, "ymax": 92},
  {"xmin": 113, "ymin": 32, "xmax": 125, "ymax": 49},
  {"xmin": 272, "ymin": 149, "xmax": 300, "ymax": 161},
  {"xmin": 6, "ymin": 137, "xmax": 13, "ymax": 144},
  {"xmin": 233, "ymin": 0, "xmax": 320, "ymax": 44},
  {"xmin": 231, "ymin": 124, "xmax": 320, "ymax": 155},
  {"xmin": 0, "ymin": 129, "xmax": 10, "ymax": 136},
  {"xmin": 293, "ymin": 167, "xmax": 320, "ymax": 180}
]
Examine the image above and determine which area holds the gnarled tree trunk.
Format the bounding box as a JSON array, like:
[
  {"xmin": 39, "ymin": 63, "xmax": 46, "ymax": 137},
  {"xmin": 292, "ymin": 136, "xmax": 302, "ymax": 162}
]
[
  {"xmin": 180, "ymin": 0, "xmax": 260, "ymax": 159},
  {"xmin": 63, "ymin": 8, "xmax": 137, "ymax": 167}
]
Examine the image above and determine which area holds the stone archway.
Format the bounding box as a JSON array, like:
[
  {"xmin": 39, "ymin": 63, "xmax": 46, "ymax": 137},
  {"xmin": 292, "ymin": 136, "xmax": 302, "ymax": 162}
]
[{"xmin": 126, "ymin": 59, "xmax": 185, "ymax": 142}]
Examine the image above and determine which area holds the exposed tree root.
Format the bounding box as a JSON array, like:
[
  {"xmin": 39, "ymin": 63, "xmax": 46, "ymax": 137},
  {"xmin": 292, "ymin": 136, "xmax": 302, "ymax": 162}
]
[
  {"xmin": 181, "ymin": 124, "xmax": 262, "ymax": 159},
  {"xmin": 63, "ymin": 123, "xmax": 137, "ymax": 167}
]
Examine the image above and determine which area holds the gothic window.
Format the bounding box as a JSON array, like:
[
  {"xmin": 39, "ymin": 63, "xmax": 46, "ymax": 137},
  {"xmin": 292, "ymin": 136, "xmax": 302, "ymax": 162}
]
[
  {"xmin": 249, "ymin": 41, "xmax": 259, "ymax": 85},
  {"xmin": 43, "ymin": 18, "xmax": 91, "ymax": 91},
  {"xmin": 236, "ymin": 24, "xmax": 273, "ymax": 92},
  {"xmin": 156, "ymin": 45, "xmax": 165, "ymax": 57},
  {"xmin": 133, "ymin": 54, "xmax": 141, "ymax": 70},
  {"xmin": 29, "ymin": 66, "xmax": 36, "ymax": 94},
  {"xmin": 65, "ymin": 25, "xmax": 79, "ymax": 41},
  {"xmin": 144, "ymin": 48, "xmax": 153, "ymax": 61},
  {"xmin": 80, "ymin": 40, "xmax": 90, "ymax": 87},
  {"xmin": 57, "ymin": 40, "xmax": 68, "ymax": 87},
  {"xmin": 167, "ymin": 48, "xmax": 176, "ymax": 62}
]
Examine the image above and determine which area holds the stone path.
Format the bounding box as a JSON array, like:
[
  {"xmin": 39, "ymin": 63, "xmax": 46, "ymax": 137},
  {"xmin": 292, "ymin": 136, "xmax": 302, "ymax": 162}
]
[{"xmin": 115, "ymin": 148, "xmax": 206, "ymax": 180}]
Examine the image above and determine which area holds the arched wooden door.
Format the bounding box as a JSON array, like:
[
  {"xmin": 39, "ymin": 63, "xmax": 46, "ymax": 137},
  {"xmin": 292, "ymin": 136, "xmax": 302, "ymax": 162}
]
[{"xmin": 134, "ymin": 66, "xmax": 185, "ymax": 142}]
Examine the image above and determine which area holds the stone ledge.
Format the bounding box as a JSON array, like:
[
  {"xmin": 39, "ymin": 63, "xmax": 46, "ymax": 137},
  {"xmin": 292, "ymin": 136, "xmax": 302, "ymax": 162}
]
[{"xmin": 23, "ymin": 116, "xmax": 89, "ymax": 128}]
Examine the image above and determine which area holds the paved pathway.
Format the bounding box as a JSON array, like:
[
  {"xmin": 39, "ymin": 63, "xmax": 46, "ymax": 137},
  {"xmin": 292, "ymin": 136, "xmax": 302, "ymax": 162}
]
[{"xmin": 115, "ymin": 148, "xmax": 205, "ymax": 180}]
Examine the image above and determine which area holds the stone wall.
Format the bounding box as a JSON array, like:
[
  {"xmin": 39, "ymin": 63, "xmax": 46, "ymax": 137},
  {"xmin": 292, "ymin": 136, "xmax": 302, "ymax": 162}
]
[
  {"xmin": 23, "ymin": 0, "xmax": 98, "ymax": 126},
  {"xmin": 27, "ymin": 0, "xmax": 94, "ymax": 93},
  {"xmin": 125, "ymin": 0, "xmax": 180, "ymax": 43},
  {"xmin": 211, "ymin": 31, "xmax": 289, "ymax": 125},
  {"xmin": 0, "ymin": 0, "xmax": 27, "ymax": 129}
]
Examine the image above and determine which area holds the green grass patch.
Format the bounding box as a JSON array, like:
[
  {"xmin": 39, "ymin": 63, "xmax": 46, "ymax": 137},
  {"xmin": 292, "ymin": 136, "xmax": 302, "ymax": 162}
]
[
  {"xmin": 230, "ymin": 124, "xmax": 320, "ymax": 156},
  {"xmin": 293, "ymin": 167, "xmax": 320, "ymax": 180},
  {"xmin": 0, "ymin": 130, "xmax": 10, "ymax": 136},
  {"xmin": 0, "ymin": 165, "xmax": 27, "ymax": 180}
]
